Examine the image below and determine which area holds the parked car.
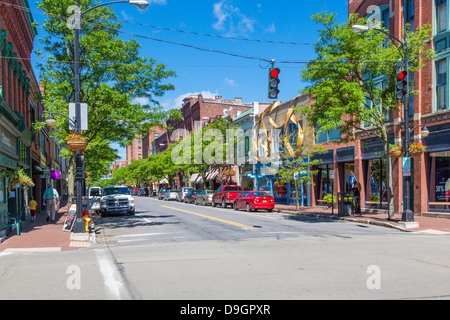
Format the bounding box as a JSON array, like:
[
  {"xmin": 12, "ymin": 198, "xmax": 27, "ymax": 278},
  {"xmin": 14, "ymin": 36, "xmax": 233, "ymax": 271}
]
[
  {"xmin": 212, "ymin": 185, "xmax": 244, "ymax": 208},
  {"xmin": 184, "ymin": 190, "xmax": 198, "ymax": 203},
  {"xmin": 177, "ymin": 187, "xmax": 195, "ymax": 201},
  {"xmin": 158, "ymin": 187, "xmax": 169, "ymax": 200},
  {"xmin": 131, "ymin": 188, "xmax": 140, "ymax": 195},
  {"xmin": 164, "ymin": 189, "xmax": 178, "ymax": 201},
  {"xmin": 233, "ymin": 191, "xmax": 275, "ymax": 212},
  {"xmin": 139, "ymin": 188, "xmax": 149, "ymax": 196},
  {"xmin": 100, "ymin": 185, "xmax": 135, "ymax": 217},
  {"xmin": 195, "ymin": 190, "xmax": 215, "ymax": 206}
]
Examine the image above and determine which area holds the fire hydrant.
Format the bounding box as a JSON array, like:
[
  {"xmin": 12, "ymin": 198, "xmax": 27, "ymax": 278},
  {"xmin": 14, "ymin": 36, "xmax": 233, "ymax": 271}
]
[{"xmin": 82, "ymin": 209, "xmax": 92, "ymax": 233}]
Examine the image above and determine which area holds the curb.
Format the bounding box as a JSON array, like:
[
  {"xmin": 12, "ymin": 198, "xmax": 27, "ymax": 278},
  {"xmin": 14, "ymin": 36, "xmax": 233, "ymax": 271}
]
[{"xmin": 274, "ymin": 209, "xmax": 412, "ymax": 232}]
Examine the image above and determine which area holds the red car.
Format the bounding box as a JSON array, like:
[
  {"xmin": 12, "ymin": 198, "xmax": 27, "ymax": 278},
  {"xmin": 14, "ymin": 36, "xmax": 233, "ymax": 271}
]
[{"xmin": 233, "ymin": 191, "xmax": 275, "ymax": 212}]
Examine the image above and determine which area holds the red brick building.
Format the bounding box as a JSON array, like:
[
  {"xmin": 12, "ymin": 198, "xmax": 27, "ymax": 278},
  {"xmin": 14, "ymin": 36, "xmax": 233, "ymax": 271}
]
[
  {"xmin": 312, "ymin": 0, "xmax": 450, "ymax": 217},
  {"xmin": 0, "ymin": 1, "xmax": 62, "ymax": 231}
]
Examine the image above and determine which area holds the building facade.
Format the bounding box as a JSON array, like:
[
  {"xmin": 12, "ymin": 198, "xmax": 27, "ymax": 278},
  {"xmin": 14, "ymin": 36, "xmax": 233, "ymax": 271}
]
[
  {"xmin": 343, "ymin": 0, "xmax": 450, "ymax": 216},
  {"xmin": 0, "ymin": 0, "xmax": 48, "ymax": 236}
]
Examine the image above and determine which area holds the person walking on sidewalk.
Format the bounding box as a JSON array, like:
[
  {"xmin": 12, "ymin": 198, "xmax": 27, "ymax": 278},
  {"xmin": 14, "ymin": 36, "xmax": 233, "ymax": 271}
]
[
  {"xmin": 43, "ymin": 184, "xmax": 59, "ymax": 223},
  {"xmin": 29, "ymin": 196, "xmax": 37, "ymax": 222}
]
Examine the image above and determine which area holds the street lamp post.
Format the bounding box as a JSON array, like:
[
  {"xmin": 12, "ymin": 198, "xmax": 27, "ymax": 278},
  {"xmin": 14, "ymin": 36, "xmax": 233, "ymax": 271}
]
[
  {"xmin": 351, "ymin": 24, "xmax": 429, "ymax": 223},
  {"xmin": 71, "ymin": 0, "xmax": 149, "ymax": 233}
]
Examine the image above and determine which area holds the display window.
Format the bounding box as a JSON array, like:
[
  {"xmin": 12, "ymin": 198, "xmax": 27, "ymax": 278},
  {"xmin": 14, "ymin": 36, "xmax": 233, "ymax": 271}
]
[
  {"xmin": 365, "ymin": 158, "xmax": 388, "ymax": 209},
  {"xmin": 429, "ymin": 152, "xmax": 450, "ymax": 211}
]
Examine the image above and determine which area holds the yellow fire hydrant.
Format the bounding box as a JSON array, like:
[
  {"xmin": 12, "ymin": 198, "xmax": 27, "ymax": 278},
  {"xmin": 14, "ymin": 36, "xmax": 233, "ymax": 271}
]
[{"xmin": 82, "ymin": 210, "xmax": 92, "ymax": 232}]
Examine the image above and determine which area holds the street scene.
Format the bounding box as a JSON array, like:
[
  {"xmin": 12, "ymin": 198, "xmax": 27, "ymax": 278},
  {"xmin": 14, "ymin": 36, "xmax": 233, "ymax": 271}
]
[{"xmin": 1, "ymin": 0, "xmax": 450, "ymax": 306}]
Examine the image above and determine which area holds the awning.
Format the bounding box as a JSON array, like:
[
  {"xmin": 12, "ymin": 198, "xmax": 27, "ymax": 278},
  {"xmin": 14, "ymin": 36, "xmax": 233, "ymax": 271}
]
[{"xmin": 190, "ymin": 173, "xmax": 200, "ymax": 183}]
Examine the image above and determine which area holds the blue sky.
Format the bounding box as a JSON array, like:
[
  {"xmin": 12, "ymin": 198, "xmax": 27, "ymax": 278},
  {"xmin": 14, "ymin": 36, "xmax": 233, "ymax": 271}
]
[{"xmin": 28, "ymin": 0, "xmax": 349, "ymax": 161}]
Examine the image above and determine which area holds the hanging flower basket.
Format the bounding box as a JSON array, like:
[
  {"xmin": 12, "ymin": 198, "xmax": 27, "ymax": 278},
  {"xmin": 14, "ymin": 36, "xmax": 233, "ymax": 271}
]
[
  {"xmin": 65, "ymin": 133, "xmax": 87, "ymax": 153},
  {"xmin": 224, "ymin": 169, "xmax": 236, "ymax": 176},
  {"xmin": 389, "ymin": 144, "xmax": 404, "ymax": 159},
  {"xmin": 409, "ymin": 143, "xmax": 427, "ymax": 157}
]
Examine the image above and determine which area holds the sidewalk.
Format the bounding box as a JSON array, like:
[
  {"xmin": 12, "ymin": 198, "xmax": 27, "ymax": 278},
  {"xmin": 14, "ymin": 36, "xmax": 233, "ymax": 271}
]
[
  {"xmin": 275, "ymin": 204, "xmax": 450, "ymax": 234},
  {"xmin": 0, "ymin": 200, "xmax": 93, "ymax": 252}
]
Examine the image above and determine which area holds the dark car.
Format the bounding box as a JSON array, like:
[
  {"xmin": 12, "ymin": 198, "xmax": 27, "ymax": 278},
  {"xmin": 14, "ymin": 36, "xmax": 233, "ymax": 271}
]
[
  {"xmin": 158, "ymin": 187, "xmax": 169, "ymax": 200},
  {"xmin": 139, "ymin": 188, "xmax": 149, "ymax": 196},
  {"xmin": 184, "ymin": 190, "xmax": 198, "ymax": 203}
]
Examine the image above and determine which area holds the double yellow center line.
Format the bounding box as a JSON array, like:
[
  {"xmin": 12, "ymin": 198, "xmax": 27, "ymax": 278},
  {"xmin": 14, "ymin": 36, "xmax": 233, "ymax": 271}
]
[{"xmin": 161, "ymin": 205, "xmax": 257, "ymax": 230}]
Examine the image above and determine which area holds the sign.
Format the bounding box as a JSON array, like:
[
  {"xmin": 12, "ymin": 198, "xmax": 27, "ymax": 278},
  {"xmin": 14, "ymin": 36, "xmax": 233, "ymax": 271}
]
[
  {"xmin": 294, "ymin": 172, "xmax": 299, "ymax": 180},
  {"xmin": 402, "ymin": 157, "xmax": 411, "ymax": 177},
  {"xmin": 62, "ymin": 207, "xmax": 77, "ymax": 232},
  {"xmin": 330, "ymin": 170, "xmax": 335, "ymax": 179},
  {"xmin": 69, "ymin": 103, "xmax": 88, "ymax": 130},
  {"xmin": 247, "ymin": 173, "xmax": 256, "ymax": 179}
]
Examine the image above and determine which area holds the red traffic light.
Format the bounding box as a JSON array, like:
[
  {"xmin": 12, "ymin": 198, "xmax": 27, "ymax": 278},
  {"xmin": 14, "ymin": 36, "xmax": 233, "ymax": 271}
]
[
  {"xmin": 397, "ymin": 71, "xmax": 407, "ymax": 81},
  {"xmin": 270, "ymin": 68, "xmax": 280, "ymax": 78}
]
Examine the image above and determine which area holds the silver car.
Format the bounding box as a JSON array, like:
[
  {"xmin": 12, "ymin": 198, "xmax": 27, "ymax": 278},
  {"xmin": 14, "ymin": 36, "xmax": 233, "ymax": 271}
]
[
  {"xmin": 164, "ymin": 189, "xmax": 178, "ymax": 201},
  {"xmin": 195, "ymin": 190, "xmax": 215, "ymax": 206},
  {"xmin": 177, "ymin": 187, "xmax": 195, "ymax": 201}
]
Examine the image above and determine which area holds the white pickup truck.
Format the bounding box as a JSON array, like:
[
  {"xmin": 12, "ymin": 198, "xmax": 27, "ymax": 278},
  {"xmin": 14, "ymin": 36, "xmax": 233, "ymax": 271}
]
[
  {"xmin": 87, "ymin": 187, "xmax": 102, "ymax": 215},
  {"xmin": 100, "ymin": 185, "xmax": 136, "ymax": 217}
]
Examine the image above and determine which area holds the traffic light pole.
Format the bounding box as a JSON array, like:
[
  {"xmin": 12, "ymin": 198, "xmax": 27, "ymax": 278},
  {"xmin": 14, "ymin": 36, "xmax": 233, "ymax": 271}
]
[{"xmin": 401, "ymin": 33, "xmax": 414, "ymax": 222}]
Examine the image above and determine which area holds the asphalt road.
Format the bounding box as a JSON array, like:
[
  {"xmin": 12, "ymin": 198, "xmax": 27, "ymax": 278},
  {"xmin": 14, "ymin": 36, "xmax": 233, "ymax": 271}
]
[{"xmin": 1, "ymin": 196, "xmax": 450, "ymax": 302}]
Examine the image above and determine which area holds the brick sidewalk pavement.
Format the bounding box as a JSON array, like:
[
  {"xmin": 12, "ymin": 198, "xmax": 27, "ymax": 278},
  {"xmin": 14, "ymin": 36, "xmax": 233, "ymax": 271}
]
[
  {"xmin": 0, "ymin": 201, "xmax": 93, "ymax": 252},
  {"xmin": 275, "ymin": 204, "xmax": 450, "ymax": 234}
]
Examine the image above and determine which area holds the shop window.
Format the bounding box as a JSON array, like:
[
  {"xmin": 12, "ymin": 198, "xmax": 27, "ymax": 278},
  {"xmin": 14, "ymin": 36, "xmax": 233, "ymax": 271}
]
[
  {"xmin": 317, "ymin": 164, "xmax": 334, "ymax": 205},
  {"xmin": 429, "ymin": 152, "xmax": 450, "ymax": 211},
  {"xmin": 366, "ymin": 158, "xmax": 388, "ymax": 209},
  {"xmin": 0, "ymin": 177, "xmax": 5, "ymax": 204}
]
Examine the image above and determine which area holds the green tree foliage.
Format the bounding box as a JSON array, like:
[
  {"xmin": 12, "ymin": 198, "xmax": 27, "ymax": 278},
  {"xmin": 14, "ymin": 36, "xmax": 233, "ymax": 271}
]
[{"xmin": 34, "ymin": 0, "xmax": 177, "ymax": 186}]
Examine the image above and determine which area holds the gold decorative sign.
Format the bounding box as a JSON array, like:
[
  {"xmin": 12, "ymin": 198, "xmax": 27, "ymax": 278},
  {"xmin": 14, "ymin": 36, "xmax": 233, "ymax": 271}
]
[{"xmin": 253, "ymin": 101, "xmax": 304, "ymax": 160}]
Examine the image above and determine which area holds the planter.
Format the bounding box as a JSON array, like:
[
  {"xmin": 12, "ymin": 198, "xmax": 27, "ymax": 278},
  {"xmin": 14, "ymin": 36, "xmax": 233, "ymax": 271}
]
[
  {"xmin": 409, "ymin": 148, "xmax": 424, "ymax": 157},
  {"xmin": 67, "ymin": 139, "xmax": 87, "ymax": 153},
  {"xmin": 389, "ymin": 148, "xmax": 404, "ymax": 159}
]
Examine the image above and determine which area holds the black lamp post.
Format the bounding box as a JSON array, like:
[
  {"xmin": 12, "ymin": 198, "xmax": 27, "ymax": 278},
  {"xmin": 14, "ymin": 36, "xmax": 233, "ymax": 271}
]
[{"xmin": 71, "ymin": 0, "xmax": 149, "ymax": 233}]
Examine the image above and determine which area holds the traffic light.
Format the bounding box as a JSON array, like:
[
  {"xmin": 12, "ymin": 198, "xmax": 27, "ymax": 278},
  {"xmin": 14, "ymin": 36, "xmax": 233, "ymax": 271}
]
[
  {"xmin": 268, "ymin": 67, "xmax": 280, "ymax": 99},
  {"xmin": 396, "ymin": 70, "xmax": 408, "ymax": 100}
]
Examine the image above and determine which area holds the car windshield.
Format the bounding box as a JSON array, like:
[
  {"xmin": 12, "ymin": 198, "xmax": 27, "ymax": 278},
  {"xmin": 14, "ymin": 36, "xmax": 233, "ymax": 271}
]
[
  {"xmin": 252, "ymin": 192, "xmax": 269, "ymax": 197},
  {"xmin": 206, "ymin": 190, "xmax": 214, "ymax": 194},
  {"xmin": 223, "ymin": 187, "xmax": 242, "ymax": 191},
  {"xmin": 104, "ymin": 187, "xmax": 130, "ymax": 195}
]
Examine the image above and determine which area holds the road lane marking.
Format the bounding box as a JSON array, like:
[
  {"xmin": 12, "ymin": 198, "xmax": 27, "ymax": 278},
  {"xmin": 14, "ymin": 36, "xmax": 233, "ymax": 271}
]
[
  {"xmin": 161, "ymin": 205, "xmax": 257, "ymax": 230},
  {"xmin": 95, "ymin": 248, "xmax": 132, "ymax": 300}
]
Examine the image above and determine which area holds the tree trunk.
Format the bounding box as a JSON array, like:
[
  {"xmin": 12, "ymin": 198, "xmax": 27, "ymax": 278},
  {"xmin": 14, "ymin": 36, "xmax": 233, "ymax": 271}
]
[{"xmin": 384, "ymin": 141, "xmax": 395, "ymax": 220}]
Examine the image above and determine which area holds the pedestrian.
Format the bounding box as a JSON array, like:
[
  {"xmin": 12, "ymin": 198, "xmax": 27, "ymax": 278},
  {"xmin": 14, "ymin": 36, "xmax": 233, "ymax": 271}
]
[
  {"xmin": 352, "ymin": 182, "xmax": 362, "ymax": 215},
  {"xmin": 29, "ymin": 196, "xmax": 37, "ymax": 222},
  {"xmin": 43, "ymin": 183, "xmax": 59, "ymax": 223}
]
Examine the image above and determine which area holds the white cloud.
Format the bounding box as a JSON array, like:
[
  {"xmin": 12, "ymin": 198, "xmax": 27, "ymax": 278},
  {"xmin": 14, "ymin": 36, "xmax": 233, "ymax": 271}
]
[
  {"xmin": 161, "ymin": 91, "xmax": 219, "ymax": 111},
  {"xmin": 212, "ymin": 0, "xmax": 255, "ymax": 35},
  {"xmin": 265, "ymin": 23, "xmax": 276, "ymax": 34},
  {"xmin": 224, "ymin": 77, "xmax": 238, "ymax": 87},
  {"xmin": 133, "ymin": 97, "xmax": 150, "ymax": 105}
]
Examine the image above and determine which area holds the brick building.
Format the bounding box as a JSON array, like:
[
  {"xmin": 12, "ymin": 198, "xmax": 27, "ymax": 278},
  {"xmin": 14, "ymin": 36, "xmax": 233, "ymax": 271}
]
[
  {"xmin": 126, "ymin": 136, "xmax": 142, "ymax": 163},
  {"xmin": 325, "ymin": 0, "xmax": 450, "ymax": 217},
  {"xmin": 0, "ymin": 0, "xmax": 61, "ymax": 236}
]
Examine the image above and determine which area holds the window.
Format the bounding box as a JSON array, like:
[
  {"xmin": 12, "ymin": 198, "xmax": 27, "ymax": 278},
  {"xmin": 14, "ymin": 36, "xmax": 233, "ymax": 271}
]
[
  {"xmin": 436, "ymin": 59, "xmax": 448, "ymax": 111},
  {"xmin": 315, "ymin": 127, "xmax": 341, "ymax": 143},
  {"xmin": 429, "ymin": 151, "xmax": 450, "ymax": 212},
  {"xmin": 406, "ymin": 0, "xmax": 415, "ymax": 30},
  {"xmin": 0, "ymin": 177, "xmax": 5, "ymax": 203},
  {"xmin": 437, "ymin": 0, "xmax": 447, "ymax": 33}
]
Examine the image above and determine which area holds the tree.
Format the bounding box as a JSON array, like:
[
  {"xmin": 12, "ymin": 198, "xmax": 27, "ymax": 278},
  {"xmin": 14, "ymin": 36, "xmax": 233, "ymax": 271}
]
[
  {"xmin": 301, "ymin": 12, "xmax": 434, "ymax": 219},
  {"xmin": 34, "ymin": 0, "xmax": 177, "ymax": 197}
]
